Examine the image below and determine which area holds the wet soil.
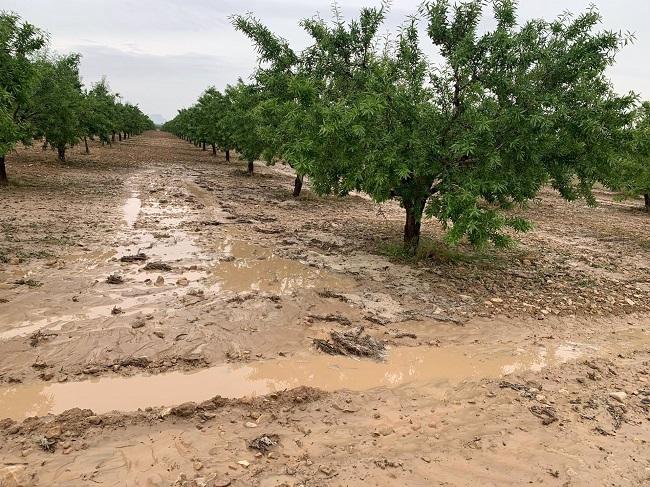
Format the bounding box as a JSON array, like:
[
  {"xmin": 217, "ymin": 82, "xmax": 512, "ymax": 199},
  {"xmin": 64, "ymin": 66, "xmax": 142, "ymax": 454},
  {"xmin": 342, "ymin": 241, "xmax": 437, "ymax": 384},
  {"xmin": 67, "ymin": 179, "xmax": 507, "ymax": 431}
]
[{"xmin": 0, "ymin": 132, "xmax": 649, "ymax": 486}]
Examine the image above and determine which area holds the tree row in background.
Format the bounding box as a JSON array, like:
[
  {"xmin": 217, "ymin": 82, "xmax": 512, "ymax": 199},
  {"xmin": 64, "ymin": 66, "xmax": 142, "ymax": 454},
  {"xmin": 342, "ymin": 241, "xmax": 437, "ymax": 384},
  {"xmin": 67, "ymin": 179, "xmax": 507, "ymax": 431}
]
[
  {"xmin": 0, "ymin": 12, "xmax": 154, "ymax": 183},
  {"xmin": 168, "ymin": 0, "xmax": 648, "ymax": 252}
]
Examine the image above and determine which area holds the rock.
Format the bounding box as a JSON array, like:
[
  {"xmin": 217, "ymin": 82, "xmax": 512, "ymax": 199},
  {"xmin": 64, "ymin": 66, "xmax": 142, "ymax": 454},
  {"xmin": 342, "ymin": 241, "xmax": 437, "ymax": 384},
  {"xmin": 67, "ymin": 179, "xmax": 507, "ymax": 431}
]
[
  {"xmin": 318, "ymin": 465, "xmax": 335, "ymax": 477},
  {"xmin": 159, "ymin": 408, "xmax": 172, "ymax": 419},
  {"xmin": 155, "ymin": 276, "xmax": 165, "ymax": 287},
  {"xmin": 421, "ymin": 456, "xmax": 431, "ymax": 463},
  {"xmin": 491, "ymin": 297, "xmax": 503, "ymax": 303},
  {"xmin": 87, "ymin": 415, "xmax": 102, "ymax": 425},
  {"xmin": 176, "ymin": 277, "xmax": 189, "ymax": 287},
  {"xmin": 244, "ymin": 422, "xmax": 258, "ymax": 428},
  {"xmin": 8, "ymin": 257, "xmax": 20, "ymax": 265},
  {"xmin": 0, "ymin": 465, "xmax": 28, "ymax": 487},
  {"xmin": 237, "ymin": 460, "xmax": 250, "ymax": 468},
  {"xmin": 193, "ymin": 461, "xmax": 203, "ymax": 471},
  {"xmin": 45, "ymin": 424, "xmax": 62, "ymax": 439},
  {"xmin": 609, "ymin": 391, "xmax": 627, "ymax": 403},
  {"xmin": 171, "ymin": 402, "xmax": 196, "ymax": 417},
  {"xmin": 153, "ymin": 331, "xmax": 165, "ymax": 339},
  {"xmin": 131, "ymin": 319, "xmax": 145, "ymax": 329}
]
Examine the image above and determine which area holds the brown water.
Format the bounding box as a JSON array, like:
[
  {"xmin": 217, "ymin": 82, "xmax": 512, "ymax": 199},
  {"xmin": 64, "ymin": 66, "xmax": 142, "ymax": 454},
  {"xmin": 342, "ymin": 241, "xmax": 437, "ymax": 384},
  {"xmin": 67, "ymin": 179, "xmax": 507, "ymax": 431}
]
[
  {"xmin": 0, "ymin": 342, "xmax": 593, "ymax": 420},
  {"xmin": 123, "ymin": 194, "xmax": 142, "ymax": 228},
  {"xmin": 208, "ymin": 234, "xmax": 354, "ymax": 294}
]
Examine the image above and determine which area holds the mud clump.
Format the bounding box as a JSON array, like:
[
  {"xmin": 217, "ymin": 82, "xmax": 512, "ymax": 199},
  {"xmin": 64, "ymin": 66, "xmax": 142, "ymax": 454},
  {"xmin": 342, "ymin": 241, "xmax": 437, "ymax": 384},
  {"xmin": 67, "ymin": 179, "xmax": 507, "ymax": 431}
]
[
  {"xmin": 29, "ymin": 330, "xmax": 58, "ymax": 347},
  {"xmin": 120, "ymin": 252, "xmax": 148, "ymax": 263},
  {"xmin": 144, "ymin": 261, "xmax": 173, "ymax": 271},
  {"xmin": 13, "ymin": 278, "xmax": 42, "ymax": 288},
  {"xmin": 313, "ymin": 327, "xmax": 386, "ymax": 360},
  {"xmin": 529, "ymin": 405, "xmax": 559, "ymax": 425},
  {"xmin": 106, "ymin": 274, "xmax": 124, "ymax": 284}
]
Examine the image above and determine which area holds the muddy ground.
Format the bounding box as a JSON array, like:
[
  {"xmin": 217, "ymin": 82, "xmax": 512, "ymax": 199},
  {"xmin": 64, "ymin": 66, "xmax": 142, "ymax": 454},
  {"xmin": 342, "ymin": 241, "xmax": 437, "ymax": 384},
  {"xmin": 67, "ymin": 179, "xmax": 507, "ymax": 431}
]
[{"xmin": 0, "ymin": 132, "xmax": 648, "ymax": 486}]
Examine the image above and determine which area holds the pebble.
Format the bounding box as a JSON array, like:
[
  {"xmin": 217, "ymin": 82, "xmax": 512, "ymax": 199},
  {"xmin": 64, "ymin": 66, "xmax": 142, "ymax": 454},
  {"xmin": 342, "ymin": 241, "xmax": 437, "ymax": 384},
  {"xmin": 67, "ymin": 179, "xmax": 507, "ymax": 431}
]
[
  {"xmin": 244, "ymin": 422, "xmax": 258, "ymax": 428},
  {"xmin": 237, "ymin": 460, "xmax": 250, "ymax": 468}
]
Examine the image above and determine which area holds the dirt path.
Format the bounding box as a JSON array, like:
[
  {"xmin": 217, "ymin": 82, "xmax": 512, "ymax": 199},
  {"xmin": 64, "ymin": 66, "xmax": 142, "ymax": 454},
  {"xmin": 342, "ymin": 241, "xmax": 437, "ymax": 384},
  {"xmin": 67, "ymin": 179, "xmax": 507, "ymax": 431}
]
[{"xmin": 0, "ymin": 132, "xmax": 649, "ymax": 486}]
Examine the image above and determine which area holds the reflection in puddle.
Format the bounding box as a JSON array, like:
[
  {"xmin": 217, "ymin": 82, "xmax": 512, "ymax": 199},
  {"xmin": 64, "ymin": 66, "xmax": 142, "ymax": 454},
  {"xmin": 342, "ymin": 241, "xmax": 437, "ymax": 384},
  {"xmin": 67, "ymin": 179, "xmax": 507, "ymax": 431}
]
[
  {"xmin": 123, "ymin": 194, "xmax": 142, "ymax": 228},
  {"xmin": 0, "ymin": 343, "xmax": 594, "ymax": 420}
]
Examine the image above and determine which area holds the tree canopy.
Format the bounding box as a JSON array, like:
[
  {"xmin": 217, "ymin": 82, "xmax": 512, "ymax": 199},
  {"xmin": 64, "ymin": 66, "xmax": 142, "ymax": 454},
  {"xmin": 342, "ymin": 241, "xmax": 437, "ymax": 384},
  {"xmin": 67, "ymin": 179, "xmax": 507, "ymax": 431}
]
[
  {"xmin": 0, "ymin": 11, "xmax": 154, "ymax": 178},
  {"xmin": 164, "ymin": 1, "xmax": 641, "ymax": 251}
]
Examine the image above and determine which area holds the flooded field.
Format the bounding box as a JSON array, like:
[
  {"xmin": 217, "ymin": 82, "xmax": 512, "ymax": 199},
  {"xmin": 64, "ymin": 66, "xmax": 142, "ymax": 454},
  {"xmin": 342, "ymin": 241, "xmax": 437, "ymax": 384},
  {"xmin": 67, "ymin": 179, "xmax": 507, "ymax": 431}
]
[{"xmin": 1, "ymin": 132, "xmax": 649, "ymax": 486}]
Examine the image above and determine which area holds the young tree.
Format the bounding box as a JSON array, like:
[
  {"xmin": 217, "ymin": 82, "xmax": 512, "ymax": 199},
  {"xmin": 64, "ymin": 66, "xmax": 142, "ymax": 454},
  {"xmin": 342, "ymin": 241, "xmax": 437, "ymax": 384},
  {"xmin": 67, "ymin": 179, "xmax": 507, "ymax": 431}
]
[
  {"xmin": 80, "ymin": 78, "xmax": 117, "ymax": 152},
  {"xmin": 232, "ymin": 13, "xmax": 307, "ymax": 193},
  {"xmin": 238, "ymin": 1, "xmax": 635, "ymax": 250},
  {"xmin": 225, "ymin": 81, "xmax": 265, "ymax": 175},
  {"xmin": 33, "ymin": 54, "xmax": 84, "ymax": 161},
  {"xmin": 0, "ymin": 12, "xmax": 46, "ymax": 183}
]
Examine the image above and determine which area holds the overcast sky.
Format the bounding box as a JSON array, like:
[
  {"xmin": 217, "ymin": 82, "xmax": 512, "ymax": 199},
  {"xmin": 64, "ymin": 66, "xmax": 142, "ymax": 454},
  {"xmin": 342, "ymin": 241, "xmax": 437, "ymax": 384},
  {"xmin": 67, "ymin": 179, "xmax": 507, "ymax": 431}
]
[{"xmin": 4, "ymin": 0, "xmax": 649, "ymax": 122}]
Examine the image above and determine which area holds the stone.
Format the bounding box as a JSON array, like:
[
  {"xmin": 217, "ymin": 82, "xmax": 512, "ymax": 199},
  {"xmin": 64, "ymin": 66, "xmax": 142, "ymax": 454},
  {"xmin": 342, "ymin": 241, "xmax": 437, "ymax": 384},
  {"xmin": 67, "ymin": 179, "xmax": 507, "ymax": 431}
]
[
  {"xmin": 176, "ymin": 277, "xmax": 189, "ymax": 287},
  {"xmin": 244, "ymin": 422, "xmax": 258, "ymax": 428},
  {"xmin": 155, "ymin": 276, "xmax": 165, "ymax": 287},
  {"xmin": 131, "ymin": 319, "xmax": 146, "ymax": 329},
  {"xmin": 609, "ymin": 391, "xmax": 627, "ymax": 403},
  {"xmin": 171, "ymin": 402, "xmax": 197, "ymax": 417}
]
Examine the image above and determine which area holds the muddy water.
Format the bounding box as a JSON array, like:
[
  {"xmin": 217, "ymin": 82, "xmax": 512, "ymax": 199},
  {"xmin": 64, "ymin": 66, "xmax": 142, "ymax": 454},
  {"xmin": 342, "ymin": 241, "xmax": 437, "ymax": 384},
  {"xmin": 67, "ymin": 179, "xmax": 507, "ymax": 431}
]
[
  {"xmin": 123, "ymin": 194, "xmax": 142, "ymax": 227},
  {"xmin": 208, "ymin": 233, "xmax": 354, "ymax": 294},
  {"xmin": 0, "ymin": 342, "xmax": 603, "ymax": 420}
]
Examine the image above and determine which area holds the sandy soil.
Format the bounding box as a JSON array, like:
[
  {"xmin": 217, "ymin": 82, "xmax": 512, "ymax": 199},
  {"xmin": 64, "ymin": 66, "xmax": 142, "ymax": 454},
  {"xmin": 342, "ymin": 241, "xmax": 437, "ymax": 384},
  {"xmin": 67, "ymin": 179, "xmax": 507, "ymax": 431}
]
[{"xmin": 0, "ymin": 132, "xmax": 648, "ymax": 486}]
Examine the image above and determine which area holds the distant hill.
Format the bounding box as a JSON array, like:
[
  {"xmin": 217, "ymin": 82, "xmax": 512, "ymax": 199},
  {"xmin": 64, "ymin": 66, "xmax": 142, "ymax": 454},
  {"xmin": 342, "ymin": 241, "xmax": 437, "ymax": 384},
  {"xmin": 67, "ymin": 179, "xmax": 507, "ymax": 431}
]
[{"xmin": 149, "ymin": 114, "xmax": 167, "ymax": 126}]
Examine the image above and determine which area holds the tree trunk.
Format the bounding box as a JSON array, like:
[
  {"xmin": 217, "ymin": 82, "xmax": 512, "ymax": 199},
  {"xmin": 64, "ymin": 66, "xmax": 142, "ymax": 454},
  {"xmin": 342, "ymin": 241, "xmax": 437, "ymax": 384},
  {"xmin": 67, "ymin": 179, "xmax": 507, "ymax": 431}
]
[
  {"xmin": 225, "ymin": 149, "xmax": 230, "ymax": 162},
  {"xmin": 0, "ymin": 155, "xmax": 7, "ymax": 184},
  {"xmin": 293, "ymin": 174, "xmax": 304, "ymax": 197},
  {"xmin": 202, "ymin": 141, "xmax": 206, "ymax": 151},
  {"xmin": 645, "ymin": 193, "xmax": 650, "ymax": 211},
  {"xmin": 57, "ymin": 147, "xmax": 66, "ymax": 162},
  {"xmin": 119, "ymin": 132, "xmax": 122, "ymax": 142},
  {"xmin": 403, "ymin": 198, "xmax": 426, "ymax": 252},
  {"xmin": 212, "ymin": 144, "xmax": 216, "ymax": 156},
  {"xmin": 42, "ymin": 140, "xmax": 48, "ymax": 151},
  {"xmin": 84, "ymin": 136, "xmax": 89, "ymax": 154},
  {"xmin": 248, "ymin": 160, "xmax": 254, "ymax": 175},
  {"xmin": 112, "ymin": 132, "xmax": 116, "ymax": 142}
]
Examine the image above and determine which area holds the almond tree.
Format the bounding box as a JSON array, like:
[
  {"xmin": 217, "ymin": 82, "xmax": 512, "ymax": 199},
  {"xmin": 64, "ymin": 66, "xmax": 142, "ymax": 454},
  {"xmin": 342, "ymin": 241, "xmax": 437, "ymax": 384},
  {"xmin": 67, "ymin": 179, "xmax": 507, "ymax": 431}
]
[
  {"xmin": 32, "ymin": 54, "xmax": 84, "ymax": 161},
  {"xmin": 239, "ymin": 1, "xmax": 635, "ymax": 250},
  {"xmin": 612, "ymin": 102, "xmax": 650, "ymax": 210},
  {"xmin": 0, "ymin": 12, "xmax": 46, "ymax": 183}
]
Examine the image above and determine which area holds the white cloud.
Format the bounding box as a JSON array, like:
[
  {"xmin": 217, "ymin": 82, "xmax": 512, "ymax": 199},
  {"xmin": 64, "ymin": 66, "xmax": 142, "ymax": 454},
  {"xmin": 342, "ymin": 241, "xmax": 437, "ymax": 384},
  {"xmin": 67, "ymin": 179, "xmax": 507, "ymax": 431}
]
[{"xmin": 3, "ymin": 0, "xmax": 649, "ymax": 119}]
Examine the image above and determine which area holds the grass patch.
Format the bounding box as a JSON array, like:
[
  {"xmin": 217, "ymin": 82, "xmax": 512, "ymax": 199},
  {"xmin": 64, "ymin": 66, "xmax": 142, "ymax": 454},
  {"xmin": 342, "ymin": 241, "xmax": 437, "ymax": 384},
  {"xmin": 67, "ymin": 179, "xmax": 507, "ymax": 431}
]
[{"xmin": 378, "ymin": 236, "xmax": 502, "ymax": 266}]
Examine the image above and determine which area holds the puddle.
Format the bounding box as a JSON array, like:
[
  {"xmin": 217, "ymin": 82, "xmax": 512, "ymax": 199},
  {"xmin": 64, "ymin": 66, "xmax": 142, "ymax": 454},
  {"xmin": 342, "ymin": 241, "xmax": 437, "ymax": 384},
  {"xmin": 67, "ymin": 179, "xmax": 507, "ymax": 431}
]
[
  {"xmin": 0, "ymin": 293, "xmax": 163, "ymax": 341},
  {"xmin": 209, "ymin": 234, "xmax": 354, "ymax": 295},
  {"xmin": 0, "ymin": 343, "xmax": 598, "ymax": 420},
  {"xmin": 123, "ymin": 194, "xmax": 142, "ymax": 227}
]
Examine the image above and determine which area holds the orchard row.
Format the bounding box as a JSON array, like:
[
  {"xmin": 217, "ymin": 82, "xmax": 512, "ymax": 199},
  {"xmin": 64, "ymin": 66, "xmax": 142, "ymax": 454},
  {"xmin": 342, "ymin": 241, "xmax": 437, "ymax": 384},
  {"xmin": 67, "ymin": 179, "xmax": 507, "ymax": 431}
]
[
  {"xmin": 165, "ymin": 1, "xmax": 649, "ymax": 252},
  {"xmin": 0, "ymin": 12, "xmax": 155, "ymax": 181}
]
